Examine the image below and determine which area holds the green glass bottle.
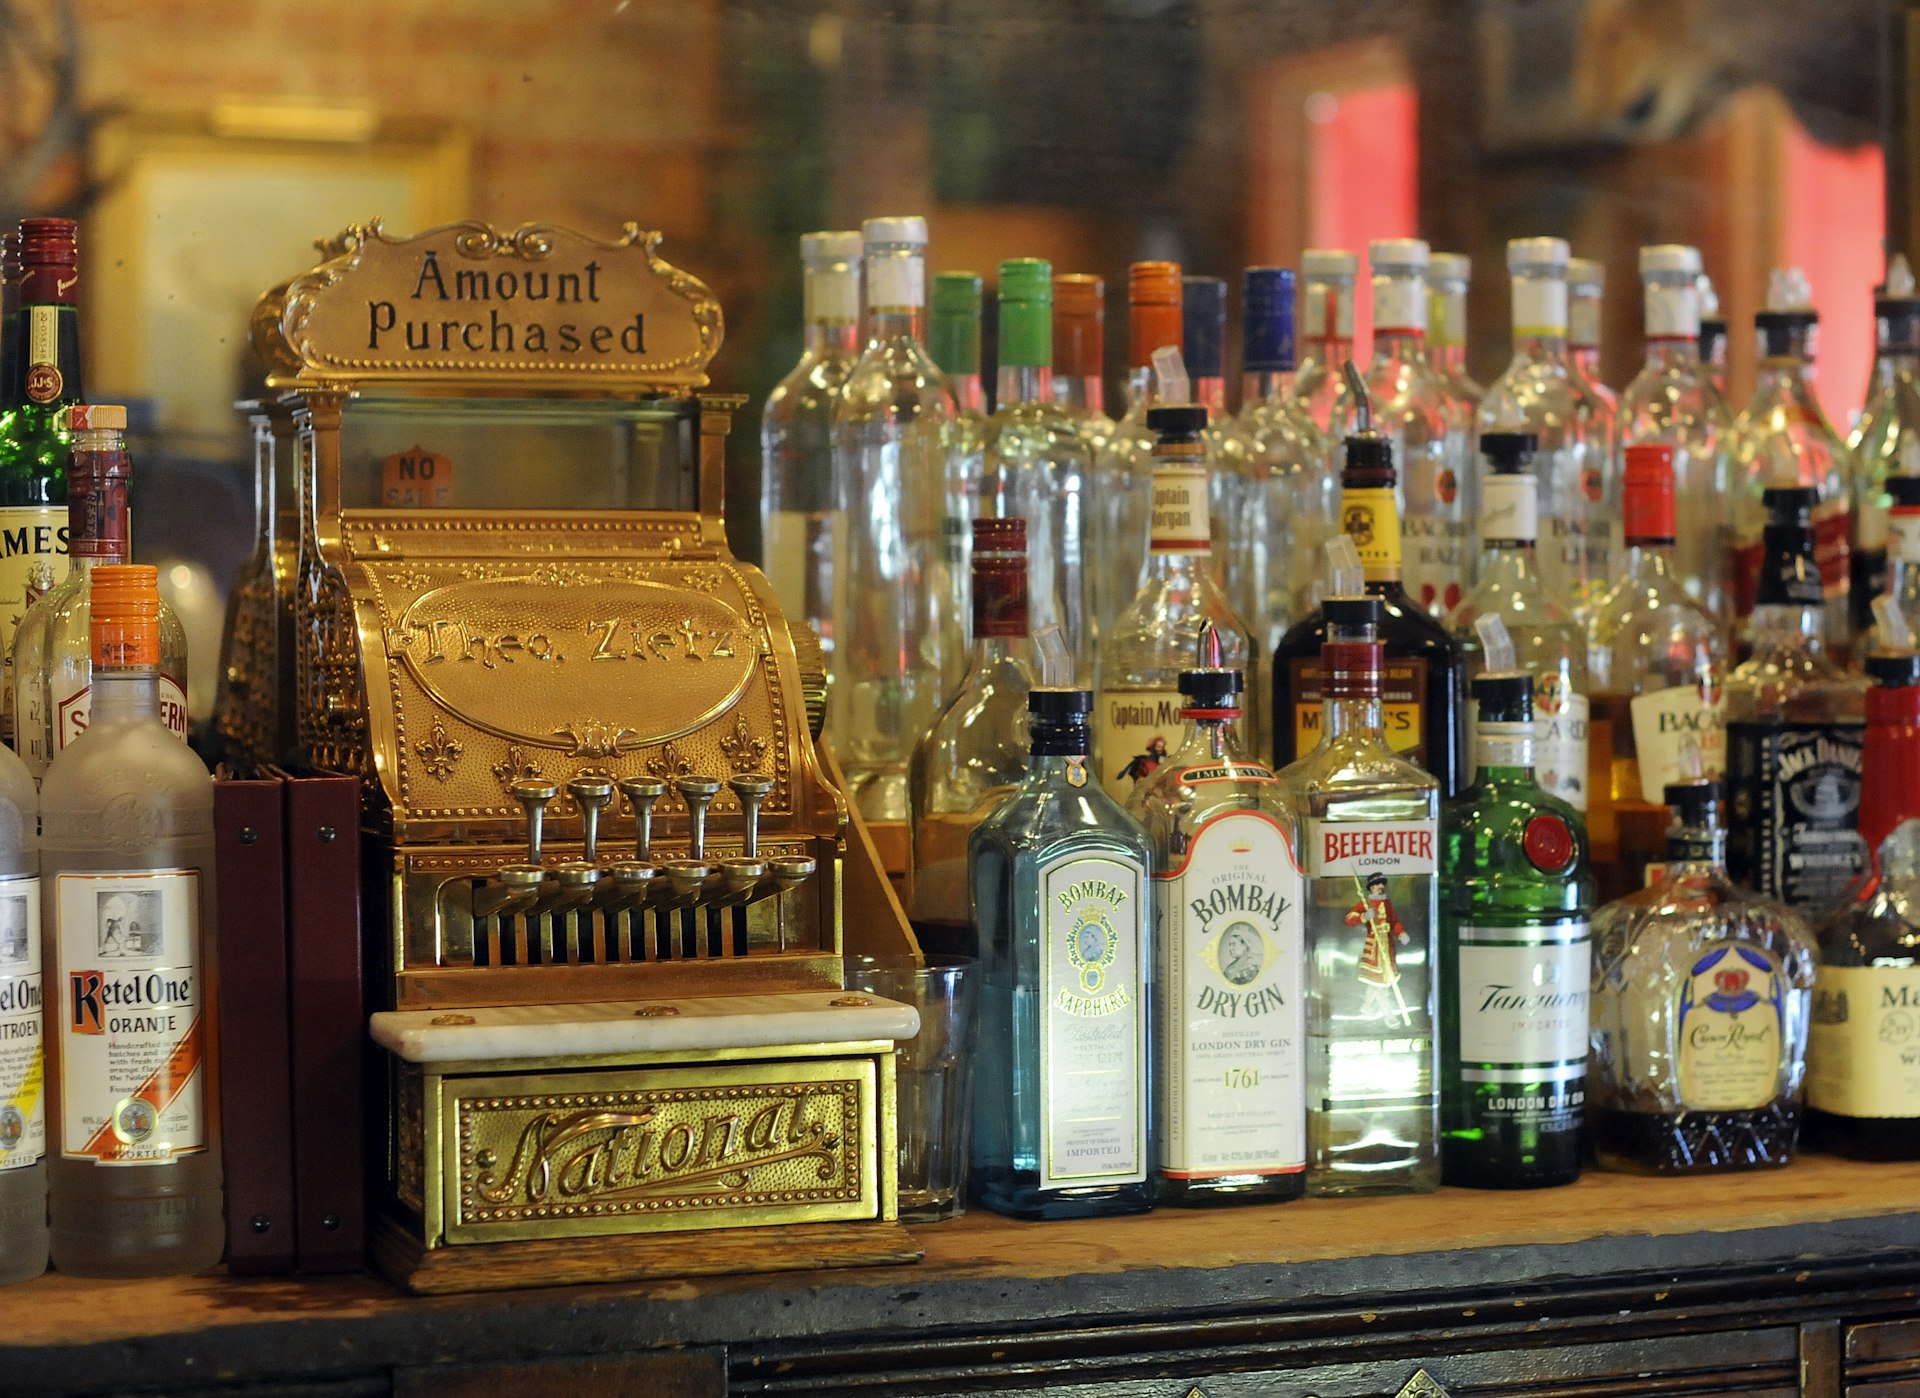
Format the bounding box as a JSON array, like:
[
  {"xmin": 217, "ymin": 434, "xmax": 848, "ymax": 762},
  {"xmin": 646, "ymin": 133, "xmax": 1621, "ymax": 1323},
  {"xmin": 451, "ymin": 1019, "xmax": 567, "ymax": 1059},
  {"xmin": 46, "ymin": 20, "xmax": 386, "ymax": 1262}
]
[{"xmin": 1440, "ymin": 666, "xmax": 1595, "ymax": 1188}]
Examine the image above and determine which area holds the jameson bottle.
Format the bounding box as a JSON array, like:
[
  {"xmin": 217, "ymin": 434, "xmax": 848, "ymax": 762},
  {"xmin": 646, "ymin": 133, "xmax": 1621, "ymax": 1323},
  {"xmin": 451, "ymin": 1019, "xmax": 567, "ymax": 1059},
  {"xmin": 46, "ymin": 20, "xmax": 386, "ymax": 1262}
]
[
  {"xmin": 43, "ymin": 565, "xmax": 221, "ymax": 1275},
  {"xmin": 1589, "ymin": 780, "xmax": 1815, "ymax": 1173},
  {"xmin": 1725, "ymin": 486, "xmax": 1867, "ymax": 908},
  {"xmin": 0, "ymin": 736, "xmax": 39, "ymax": 1282},
  {"xmin": 1096, "ymin": 405, "xmax": 1254, "ymax": 806},
  {"xmin": 1280, "ymin": 595, "xmax": 1440, "ymax": 1196},
  {"xmin": 970, "ymin": 687, "xmax": 1153, "ymax": 1220},
  {"xmin": 1271, "ymin": 370, "xmax": 1464, "ymax": 796},
  {"xmin": 0, "ymin": 218, "xmax": 83, "ymax": 740},
  {"xmin": 1440, "ymin": 671, "xmax": 1593, "ymax": 1189},
  {"xmin": 1128, "ymin": 637, "xmax": 1305, "ymax": 1205},
  {"xmin": 907, "ymin": 517, "xmax": 1037, "ymax": 957}
]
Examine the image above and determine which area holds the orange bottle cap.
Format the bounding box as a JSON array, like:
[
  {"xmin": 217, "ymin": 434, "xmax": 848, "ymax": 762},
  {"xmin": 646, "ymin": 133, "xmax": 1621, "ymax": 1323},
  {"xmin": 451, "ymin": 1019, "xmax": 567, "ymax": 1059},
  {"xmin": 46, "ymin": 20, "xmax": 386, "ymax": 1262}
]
[
  {"xmin": 1053, "ymin": 274, "xmax": 1105, "ymax": 378},
  {"xmin": 91, "ymin": 563, "xmax": 160, "ymax": 668},
  {"xmin": 1128, "ymin": 261, "xmax": 1184, "ymax": 369}
]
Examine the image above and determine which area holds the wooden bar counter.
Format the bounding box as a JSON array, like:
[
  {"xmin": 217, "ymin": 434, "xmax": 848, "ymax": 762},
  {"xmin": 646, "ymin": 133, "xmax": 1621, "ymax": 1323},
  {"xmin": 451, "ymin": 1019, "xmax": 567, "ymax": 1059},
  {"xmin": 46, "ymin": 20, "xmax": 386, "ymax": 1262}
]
[{"xmin": 16, "ymin": 1154, "xmax": 1920, "ymax": 1396}]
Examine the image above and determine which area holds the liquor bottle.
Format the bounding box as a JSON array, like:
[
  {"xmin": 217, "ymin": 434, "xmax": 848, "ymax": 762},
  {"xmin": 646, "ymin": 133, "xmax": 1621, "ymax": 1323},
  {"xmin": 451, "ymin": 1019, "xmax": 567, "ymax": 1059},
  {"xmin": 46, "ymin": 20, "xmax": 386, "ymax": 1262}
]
[
  {"xmin": 1052, "ymin": 273, "xmax": 1113, "ymax": 453},
  {"xmin": 1337, "ymin": 239, "xmax": 1474, "ymax": 620},
  {"xmin": 1096, "ymin": 405, "xmax": 1254, "ymax": 806},
  {"xmin": 931, "ymin": 270, "xmax": 989, "ymax": 637},
  {"xmin": 1440, "ymin": 654, "xmax": 1593, "ymax": 1189},
  {"xmin": 760, "ymin": 230, "xmax": 861, "ymax": 664},
  {"xmin": 1848, "ymin": 257, "xmax": 1920, "ymax": 646},
  {"xmin": 830, "ymin": 216, "xmax": 957, "ymax": 822},
  {"xmin": 1448, "ymin": 433, "xmax": 1589, "ymax": 813},
  {"xmin": 1857, "ymin": 607, "xmax": 1920, "ymax": 862},
  {"xmin": 1478, "ymin": 237, "xmax": 1612, "ymax": 622},
  {"xmin": 1807, "ymin": 818, "xmax": 1920, "ymax": 1160},
  {"xmin": 1280, "ymin": 593, "xmax": 1440, "ymax": 1195},
  {"xmin": 1127, "ymin": 630, "xmax": 1306, "ymax": 1205},
  {"xmin": 1271, "ymin": 368, "xmax": 1465, "ymax": 797},
  {"xmin": 1621, "ymin": 245, "xmax": 1732, "ymax": 619},
  {"xmin": 1088, "ymin": 261, "xmax": 1182, "ymax": 638},
  {"xmin": 969, "ymin": 686, "xmax": 1154, "ymax": 1220},
  {"xmin": 0, "ymin": 736, "xmax": 39, "ymax": 1282},
  {"xmin": 1427, "ymin": 252, "xmax": 1484, "ymax": 406},
  {"xmin": 1585, "ymin": 444, "xmax": 1728, "ymax": 898},
  {"xmin": 1876, "ymin": 478, "xmax": 1920, "ymax": 649},
  {"xmin": 0, "ymin": 219, "xmax": 82, "ymax": 742},
  {"xmin": 42, "ymin": 564, "xmax": 221, "ymax": 1274},
  {"xmin": 1727, "ymin": 270, "xmax": 1854, "ymax": 651},
  {"xmin": 1699, "ymin": 273, "xmax": 1729, "ymax": 402},
  {"xmin": 14, "ymin": 406, "xmax": 190, "ymax": 779},
  {"xmin": 1182, "ymin": 275, "xmax": 1256, "ymax": 559},
  {"xmin": 1588, "ymin": 779, "xmax": 1816, "ymax": 1173},
  {"xmin": 1567, "ymin": 257, "xmax": 1619, "ymax": 411},
  {"xmin": 1233, "ymin": 268, "xmax": 1334, "ymax": 657},
  {"xmin": 908, "ymin": 517, "xmax": 1037, "ymax": 958},
  {"xmin": 1725, "ymin": 486, "xmax": 1866, "ymax": 908},
  {"xmin": 986, "ymin": 258, "xmax": 1095, "ymax": 675},
  {"xmin": 1295, "ymin": 248, "xmax": 1358, "ymax": 433}
]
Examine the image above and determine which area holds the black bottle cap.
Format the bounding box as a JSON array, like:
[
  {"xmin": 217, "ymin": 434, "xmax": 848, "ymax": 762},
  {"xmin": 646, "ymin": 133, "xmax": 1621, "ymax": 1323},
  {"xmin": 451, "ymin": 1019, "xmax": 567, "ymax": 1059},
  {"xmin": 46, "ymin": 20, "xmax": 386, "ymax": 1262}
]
[
  {"xmin": 1756, "ymin": 308, "xmax": 1817, "ymax": 357},
  {"xmin": 1470, "ymin": 670, "xmax": 1533, "ymax": 723},
  {"xmin": 1479, "ymin": 431, "xmax": 1537, "ymax": 476},
  {"xmin": 1879, "ymin": 295, "xmax": 1920, "ymax": 354},
  {"xmin": 1339, "ymin": 360, "xmax": 1396, "ymax": 485},
  {"xmin": 1146, "ymin": 404, "xmax": 1208, "ymax": 442},
  {"xmin": 1868, "ymin": 651, "xmax": 1920, "ymax": 687},
  {"xmin": 1889, "ymin": 475, "xmax": 1920, "ymax": 509},
  {"xmin": 1756, "ymin": 486, "xmax": 1822, "ymax": 608},
  {"xmin": 1323, "ymin": 595, "xmax": 1384, "ymax": 629},
  {"xmin": 1029, "ymin": 687, "xmax": 1093, "ymax": 756},
  {"xmin": 1663, "ymin": 779, "xmax": 1723, "ymax": 826},
  {"xmin": 1178, "ymin": 666, "xmax": 1244, "ymax": 707}
]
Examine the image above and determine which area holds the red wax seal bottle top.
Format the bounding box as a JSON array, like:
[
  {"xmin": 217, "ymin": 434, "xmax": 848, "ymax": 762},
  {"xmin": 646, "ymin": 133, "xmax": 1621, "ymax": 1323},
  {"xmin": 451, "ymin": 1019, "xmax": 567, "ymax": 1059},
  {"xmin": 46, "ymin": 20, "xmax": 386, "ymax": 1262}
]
[
  {"xmin": 1523, "ymin": 814, "xmax": 1576, "ymax": 873},
  {"xmin": 1622, "ymin": 442, "xmax": 1677, "ymax": 542}
]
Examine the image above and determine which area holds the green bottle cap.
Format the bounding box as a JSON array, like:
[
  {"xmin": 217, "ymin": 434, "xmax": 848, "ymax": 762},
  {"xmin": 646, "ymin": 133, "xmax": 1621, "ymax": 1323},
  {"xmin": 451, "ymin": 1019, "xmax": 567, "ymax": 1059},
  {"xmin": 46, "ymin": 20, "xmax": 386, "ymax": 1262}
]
[
  {"xmin": 998, "ymin": 258, "xmax": 1052, "ymax": 368},
  {"xmin": 930, "ymin": 272, "xmax": 983, "ymax": 377}
]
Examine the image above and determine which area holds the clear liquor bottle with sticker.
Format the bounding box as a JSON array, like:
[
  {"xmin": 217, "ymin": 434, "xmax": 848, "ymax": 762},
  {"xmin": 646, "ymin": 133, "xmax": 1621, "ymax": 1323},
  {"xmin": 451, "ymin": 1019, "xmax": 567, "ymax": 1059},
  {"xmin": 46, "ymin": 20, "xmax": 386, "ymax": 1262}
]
[
  {"xmin": 1426, "ymin": 253, "xmax": 1484, "ymax": 408},
  {"xmin": 1848, "ymin": 258, "xmax": 1920, "ymax": 650},
  {"xmin": 41, "ymin": 565, "xmax": 220, "ymax": 1275},
  {"xmin": 1440, "ymin": 665, "xmax": 1593, "ymax": 1189},
  {"xmin": 1725, "ymin": 486, "xmax": 1867, "ymax": 909},
  {"xmin": 1875, "ymin": 476, "xmax": 1920, "ymax": 648},
  {"xmin": 1278, "ymin": 594, "xmax": 1441, "ymax": 1195},
  {"xmin": 1294, "ymin": 249, "xmax": 1357, "ymax": 434},
  {"xmin": 1585, "ymin": 445, "xmax": 1728, "ymax": 900},
  {"xmin": 1449, "ymin": 433, "xmax": 1590, "ymax": 816},
  {"xmin": 1589, "ymin": 780, "xmax": 1815, "ymax": 1173},
  {"xmin": 1095, "ymin": 405, "xmax": 1253, "ymax": 808},
  {"xmin": 969, "ymin": 686, "xmax": 1154, "ymax": 1220},
  {"xmin": 13, "ymin": 406, "xmax": 190, "ymax": 779},
  {"xmin": 0, "ymin": 735, "xmax": 40, "ymax": 1282},
  {"xmin": 759, "ymin": 230, "xmax": 862, "ymax": 665},
  {"xmin": 1127, "ymin": 630, "xmax": 1305, "ymax": 1205},
  {"xmin": 1699, "ymin": 273, "xmax": 1730, "ymax": 404},
  {"xmin": 929, "ymin": 271, "xmax": 990, "ymax": 649}
]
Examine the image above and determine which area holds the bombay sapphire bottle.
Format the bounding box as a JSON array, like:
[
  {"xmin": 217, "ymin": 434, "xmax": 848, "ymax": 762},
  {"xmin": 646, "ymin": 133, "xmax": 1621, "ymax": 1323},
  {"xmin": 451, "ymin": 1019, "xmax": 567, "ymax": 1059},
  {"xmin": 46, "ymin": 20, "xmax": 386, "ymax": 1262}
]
[{"xmin": 970, "ymin": 687, "xmax": 1154, "ymax": 1219}]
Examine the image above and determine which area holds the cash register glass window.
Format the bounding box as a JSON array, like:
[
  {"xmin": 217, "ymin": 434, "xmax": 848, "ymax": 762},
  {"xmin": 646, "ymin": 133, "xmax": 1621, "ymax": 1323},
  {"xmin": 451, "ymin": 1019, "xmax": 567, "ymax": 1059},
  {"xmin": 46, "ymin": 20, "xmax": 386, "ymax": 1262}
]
[{"xmin": 337, "ymin": 397, "xmax": 700, "ymax": 513}]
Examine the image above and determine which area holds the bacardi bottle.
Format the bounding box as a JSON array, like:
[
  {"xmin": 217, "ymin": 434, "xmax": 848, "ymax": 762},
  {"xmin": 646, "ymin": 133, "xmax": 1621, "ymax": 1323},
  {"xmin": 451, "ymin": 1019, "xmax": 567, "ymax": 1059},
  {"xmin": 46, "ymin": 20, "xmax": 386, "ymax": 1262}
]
[{"xmin": 1567, "ymin": 256, "xmax": 1619, "ymax": 419}]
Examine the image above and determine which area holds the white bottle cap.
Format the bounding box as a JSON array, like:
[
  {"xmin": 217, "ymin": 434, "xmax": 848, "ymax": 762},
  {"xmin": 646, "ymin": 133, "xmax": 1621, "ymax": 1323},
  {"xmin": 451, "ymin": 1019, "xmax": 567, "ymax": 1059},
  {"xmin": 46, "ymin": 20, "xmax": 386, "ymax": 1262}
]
[
  {"xmin": 1369, "ymin": 238, "xmax": 1430, "ymax": 270},
  {"xmin": 1568, "ymin": 257, "xmax": 1605, "ymax": 293},
  {"xmin": 1508, "ymin": 237, "xmax": 1570, "ymax": 272},
  {"xmin": 1429, "ymin": 252, "xmax": 1470, "ymax": 285},
  {"xmin": 801, "ymin": 232, "xmax": 862, "ymax": 325},
  {"xmin": 861, "ymin": 215, "xmax": 928, "ymax": 248},
  {"xmin": 801, "ymin": 230, "xmax": 863, "ymax": 263},
  {"xmin": 1639, "ymin": 244, "xmax": 1702, "ymax": 278},
  {"xmin": 1303, "ymin": 248, "xmax": 1359, "ymax": 277}
]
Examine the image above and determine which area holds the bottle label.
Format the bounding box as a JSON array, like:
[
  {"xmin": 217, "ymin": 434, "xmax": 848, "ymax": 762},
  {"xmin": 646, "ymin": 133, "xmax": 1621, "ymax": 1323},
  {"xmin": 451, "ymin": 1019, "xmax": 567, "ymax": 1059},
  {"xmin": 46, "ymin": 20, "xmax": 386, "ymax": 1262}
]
[
  {"xmin": 1726, "ymin": 720, "xmax": 1866, "ymax": 906},
  {"xmin": 1404, "ymin": 516, "xmax": 1467, "ymax": 616},
  {"xmin": 1291, "ymin": 655, "xmax": 1428, "ymax": 770},
  {"xmin": 1815, "ymin": 498, "xmax": 1852, "ymax": 601},
  {"xmin": 1302, "ymin": 283, "xmax": 1354, "ymax": 341},
  {"xmin": 1568, "ymin": 297, "xmax": 1601, "ymax": 351},
  {"xmin": 1307, "ymin": 819, "xmax": 1437, "ymax": 878},
  {"xmin": 1645, "ymin": 282, "xmax": 1700, "ymax": 339},
  {"xmin": 1472, "ymin": 719, "xmax": 1534, "ymax": 771},
  {"xmin": 1512, "ymin": 278, "xmax": 1568, "ymax": 338},
  {"xmin": 26, "ymin": 305, "xmax": 63, "ymax": 403},
  {"xmin": 1149, "ymin": 465, "xmax": 1211, "ymax": 554},
  {"xmin": 0, "ymin": 506, "xmax": 69, "ymax": 672},
  {"xmin": 1306, "ymin": 818, "xmax": 1436, "ymax": 1034},
  {"xmin": 867, "ymin": 256, "xmax": 924, "ymax": 311},
  {"xmin": 1341, "ymin": 486, "xmax": 1402, "ymax": 579},
  {"xmin": 1040, "ymin": 850, "xmax": 1148, "ymax": 1189},
  {"xmin": 1675, "ymin": 941, "xmax": 1787, "ymax": 1112},
  {"xmin": 1428, "ymin": 290, "xmax": 1467, "ymax": 349},
  {"xmin": 1480, "ymin": 473, "xmax": 1538, "ymax": 544},
  {"xmin": 1455, "ymin": 919, "xmax": 1590, "ymax": 1102},
  {"xmin": 1155, "ymin": 812, "xmax": 1305, "ymax": 1177},
  {"xmin": 1372, "ymin": 277, "xmax": 1425, "ymax": 335},
  {"xmin": 0, "ymin": 876, "xmax": 43, "ymax": 1173},
  {"xmin": 1892, "ymin": 505, "xmax": 1920, "ymax": 565},
  {"xmin": 1097, "ymin": 687, "xmax": 1184, "ymax": 803},
  {"xmin": 1809, "ymin": 963, "xmax": 1920, "ymax": 1118},
  {"xmin": 1533, "ymin": 682, "xmax": 1590, "ymax": 813},
  {"xmin": 55, "ymin": 674, "xmax": 192, "ymax": 750},
  {"xmin": 1629, "ymin": 683, "xmax": 1728, "ymax": 797},
  {"xmin": 56, "ymin": 869, "xmax": 206, "ymax": 1164}
]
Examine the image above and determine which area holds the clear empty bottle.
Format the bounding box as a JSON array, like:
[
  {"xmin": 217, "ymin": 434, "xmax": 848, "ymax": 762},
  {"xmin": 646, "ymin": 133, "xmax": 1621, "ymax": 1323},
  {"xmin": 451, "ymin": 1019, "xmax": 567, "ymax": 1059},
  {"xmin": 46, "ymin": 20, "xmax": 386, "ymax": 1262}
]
[{"xmin": 0, "ymin": 739, "xmax": 40, "ymax": 1283}]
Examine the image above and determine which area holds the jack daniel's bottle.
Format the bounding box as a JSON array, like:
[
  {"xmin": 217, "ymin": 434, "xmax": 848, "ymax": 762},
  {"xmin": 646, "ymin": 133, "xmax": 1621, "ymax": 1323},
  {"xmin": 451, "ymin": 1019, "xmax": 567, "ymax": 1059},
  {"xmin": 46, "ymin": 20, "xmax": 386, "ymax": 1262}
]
[{"xmin": 1725, "ymin": 486, "xmax": 1867, "ymax": 908}]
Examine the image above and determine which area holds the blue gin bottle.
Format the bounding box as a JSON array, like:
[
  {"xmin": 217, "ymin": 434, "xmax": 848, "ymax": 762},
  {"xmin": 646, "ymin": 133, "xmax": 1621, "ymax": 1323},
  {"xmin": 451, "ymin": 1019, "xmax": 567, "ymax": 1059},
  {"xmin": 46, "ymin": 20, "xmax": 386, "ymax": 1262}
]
[{"xmin": 969, "ymin": 687, "xmax": 1155, "ymax": 1218}]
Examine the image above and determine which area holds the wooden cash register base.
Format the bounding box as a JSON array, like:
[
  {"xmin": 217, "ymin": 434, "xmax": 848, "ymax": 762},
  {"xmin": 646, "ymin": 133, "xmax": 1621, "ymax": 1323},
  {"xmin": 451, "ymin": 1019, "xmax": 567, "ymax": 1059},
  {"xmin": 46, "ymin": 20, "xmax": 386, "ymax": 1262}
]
[{"xmin": 15, "ymin": 1153, "xmax": 1920, "ymax": 1395}]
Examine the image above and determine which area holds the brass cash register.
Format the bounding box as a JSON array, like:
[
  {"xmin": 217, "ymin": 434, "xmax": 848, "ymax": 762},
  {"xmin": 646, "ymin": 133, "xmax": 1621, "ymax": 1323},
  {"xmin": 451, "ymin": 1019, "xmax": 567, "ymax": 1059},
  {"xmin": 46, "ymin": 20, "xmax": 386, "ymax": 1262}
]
[{"xmin": 228, "ymin": 219, "xmax": 921, "ymax": 1292}]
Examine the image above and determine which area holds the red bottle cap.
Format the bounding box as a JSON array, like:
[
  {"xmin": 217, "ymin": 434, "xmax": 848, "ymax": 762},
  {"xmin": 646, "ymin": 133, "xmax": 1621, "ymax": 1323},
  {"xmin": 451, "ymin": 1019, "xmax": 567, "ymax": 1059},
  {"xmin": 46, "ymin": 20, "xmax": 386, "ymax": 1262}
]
[
  {"xmin": 1523, "ymin": 814, "xmax": 1576, "ymax": 872},
  {"xmin": 1622, "ymin": 442, "xmax": 1677, "ymax": 542},
  {"xmin": 17, "ymin": 216, "xmax": 78, "ymax": 305}
]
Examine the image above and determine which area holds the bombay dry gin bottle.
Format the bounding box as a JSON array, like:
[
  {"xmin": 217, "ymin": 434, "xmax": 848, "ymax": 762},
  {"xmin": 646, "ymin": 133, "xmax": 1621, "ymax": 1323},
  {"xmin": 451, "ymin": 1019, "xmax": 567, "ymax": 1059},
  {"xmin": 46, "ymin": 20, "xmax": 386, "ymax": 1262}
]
[
  {"xmin": 908, "ymin": 518, "xmax": 1038, "ymax": 957},
  {"xmin": 1096, "ymin": 405, "xmax": 1253, "ymax": 807},
  {"xmin": 42, "ymin": 565, "xmax": 221, "ymax": 1274},
  {"xmin": 1440, "ymin": 659, "xmax": 1593, "ymax": 1189},
  {"xmin": 1280, "ymin": 594, "xmax": 1440, "ymax": 1195},
  {"xmin": 1127, "ymin": 632, "xmax": 1305, "ymax": 1205},
  {"xmin": 1725, "ymin": 486, "xmax": 1867, "ymax": 909},
  {"xmin": 1589, "ymin": 780, "xmax": 1816, "ymax": 1172},
  {"xmin": 759, "ymin": 229, "xmax": 861, "ymax": 661},
  {"xmin": 970, "ymin": 687, "xmax": 1154, "ymax": 1219},
  {"xmin": 0, "ymin": 738, "xmax": 39, "ymax": 1282},
  {"xmin": 1807, "ymin": 818, "xmax": 1920, "ymax": 1160}
]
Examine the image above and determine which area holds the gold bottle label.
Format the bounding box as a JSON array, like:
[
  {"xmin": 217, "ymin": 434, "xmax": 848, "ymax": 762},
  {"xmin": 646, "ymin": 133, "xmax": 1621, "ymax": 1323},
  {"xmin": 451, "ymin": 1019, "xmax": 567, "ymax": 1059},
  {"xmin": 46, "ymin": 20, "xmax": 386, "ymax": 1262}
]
[
  {"xmin": 0, "ymin": 877, "xmax": 43, "ymax": 1173},
  {"xmin": 1340, "ymin": 487, "xmax": 1402, "ymax": 579},
  {"xmin": 1674, "ymin": 941, "xmax": 1785, "ymax": 1112},
  {"xmin": 1808, "ymin": 963, "xmax": 1920, "ymax": 1118}
]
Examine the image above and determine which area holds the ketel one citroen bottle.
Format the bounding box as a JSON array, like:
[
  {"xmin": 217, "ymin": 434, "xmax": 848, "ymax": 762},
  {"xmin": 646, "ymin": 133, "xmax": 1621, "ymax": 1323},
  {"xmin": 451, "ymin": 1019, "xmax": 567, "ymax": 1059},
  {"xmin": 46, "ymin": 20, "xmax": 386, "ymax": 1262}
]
[
  {"xmin": 1272, "ymin": 365, "xmax": 1464, "ymax": 796},
  {"xmin": 1725, "ymin": 486, "xmax": 1867, "ymax": 909},
  {"xmin": 41, "ymin": 565, "xmax": 221, "ymax": 1275},
  {"xmin": 1128, "ymin": 627, "xmax": 1306, "ymax": 1205},
  {"xmin": 1440, "ymin": 632, "xmax": 1594, "ymax": 1190}
]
